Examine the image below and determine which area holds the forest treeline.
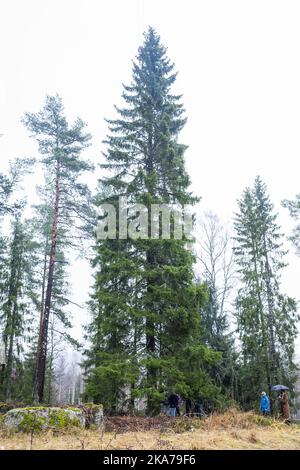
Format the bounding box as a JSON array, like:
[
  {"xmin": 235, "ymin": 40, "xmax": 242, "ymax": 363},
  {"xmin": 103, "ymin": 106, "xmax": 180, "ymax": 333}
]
[{"xmin": 0, "ymin": 28, "xmax": 300, "ymax": 414}]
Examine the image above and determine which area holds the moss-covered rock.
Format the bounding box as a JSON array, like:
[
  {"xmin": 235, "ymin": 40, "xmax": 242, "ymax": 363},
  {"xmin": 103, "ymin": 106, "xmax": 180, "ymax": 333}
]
[
  {"xmin": 82, "ymin": 403, "xmax": 103, "ymax": 429},
  {"xmin": 3, "ymin": 407, "xmax": 85, "ymax": 432}
]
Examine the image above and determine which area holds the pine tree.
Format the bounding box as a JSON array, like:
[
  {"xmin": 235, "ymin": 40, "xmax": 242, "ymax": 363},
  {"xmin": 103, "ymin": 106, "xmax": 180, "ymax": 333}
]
[
  {"xmin": 85, "ymin": 28, "xmax": 220, "ymax": 413},
  {"xmin": 16, "ymin": 190, "xmax": 83, "ymax": 403},
  {"xmin": 22, "ymin": 95, "xmax": 92, "ymax": 403},
  {"xmin": 234, "ymin": 177, "xmax": 299, "ymax": 409}
]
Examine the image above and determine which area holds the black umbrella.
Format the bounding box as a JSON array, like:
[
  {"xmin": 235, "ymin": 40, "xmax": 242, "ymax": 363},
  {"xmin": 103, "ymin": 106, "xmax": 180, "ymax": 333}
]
[{"xmin": 271, "ymin": 384, "xmax": 289, "ymax": 391}]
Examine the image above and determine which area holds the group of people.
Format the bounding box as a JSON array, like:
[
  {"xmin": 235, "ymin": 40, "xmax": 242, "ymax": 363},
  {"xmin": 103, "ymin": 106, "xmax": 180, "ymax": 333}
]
[
  {"xmin": 164, "ymin": 389, "xmax": 292, "ymax": 421},
  {"xmin": 165, "ymin": 392, "xmax": 208, "ymax": 418},
  {"xmin": 260, "ymin": 390, "xmax": 291, "ymax": 422}
]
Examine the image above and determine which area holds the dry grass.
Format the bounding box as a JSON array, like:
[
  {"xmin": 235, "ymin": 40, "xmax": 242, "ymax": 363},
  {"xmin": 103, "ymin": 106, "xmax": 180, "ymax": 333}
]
[{"xmin": 1, "ymin": 408, "xmax": 300, "ymax": 450}]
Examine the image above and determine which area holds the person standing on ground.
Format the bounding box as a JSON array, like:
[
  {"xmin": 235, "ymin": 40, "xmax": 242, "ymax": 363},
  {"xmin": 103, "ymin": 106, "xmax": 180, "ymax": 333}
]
[
  {"xmin": 167, "ymin": 392, "xmax": 179, "ymax": 417},
  {"xmin": 260, "ymin": 391, "xmax": 270, "ymax": 416},
  {"xmin": 278, "ymin": 391, "xmax": 291, "ymax": 423}
]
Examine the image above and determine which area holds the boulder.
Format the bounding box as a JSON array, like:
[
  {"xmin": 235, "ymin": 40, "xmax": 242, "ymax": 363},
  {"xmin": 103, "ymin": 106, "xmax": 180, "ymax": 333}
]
[
  {"xmin": 2, "ymin": 407, "xmax": 85, "ymax": 432},
  {"xmin": 82, "ymin": 403, "xmax": 103, "ymax": 429}
]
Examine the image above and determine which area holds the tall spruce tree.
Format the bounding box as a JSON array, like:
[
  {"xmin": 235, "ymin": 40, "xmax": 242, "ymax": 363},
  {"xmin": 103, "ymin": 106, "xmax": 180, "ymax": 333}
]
[
  {"xmin": 85, "ymin": 28, "xmax": 221, "ymax": 414},
  {"xmin": 0, "ymin": 158, "xmax": 36, "ymax": 397},
  {"xmin": 234, "ymin": 177, "xmax": 299, "ymax": 410},
  {"xmin": 22, "ymin": 95, "xmax": 92, "ymax": 403},
  {"xmin": 0, "ymin": 215, "xmax": 39, "ymax": 401}
]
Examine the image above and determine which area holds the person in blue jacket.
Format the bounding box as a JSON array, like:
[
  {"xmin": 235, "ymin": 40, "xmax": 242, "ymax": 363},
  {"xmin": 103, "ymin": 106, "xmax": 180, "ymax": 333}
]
[{"xmin": 260, "ymin": 391, "xmax": 270, "ymax": 416}]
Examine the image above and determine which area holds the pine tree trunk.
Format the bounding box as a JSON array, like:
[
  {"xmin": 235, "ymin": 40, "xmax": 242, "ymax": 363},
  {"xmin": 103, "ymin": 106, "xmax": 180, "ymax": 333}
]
[{"xmin": 34, "ymin": 161, "xmax": 60, "ymax": 403}]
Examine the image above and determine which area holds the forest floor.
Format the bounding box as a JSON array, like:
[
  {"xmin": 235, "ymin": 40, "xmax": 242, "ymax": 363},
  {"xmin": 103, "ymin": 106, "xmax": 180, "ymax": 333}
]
[{"xmin": 1, "ymin": 409, "xmax": 300, "ymax": 450}]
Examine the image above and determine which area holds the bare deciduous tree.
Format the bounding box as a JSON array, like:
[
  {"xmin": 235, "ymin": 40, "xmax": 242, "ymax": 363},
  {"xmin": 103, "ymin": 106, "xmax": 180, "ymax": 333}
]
[
  {"xmin": 195, "ymin": 212, "xmax": 238, "ymax": 399},
  {"xmin": 196, "ymin": 212, "xmax": 236, "ymax": 322}
]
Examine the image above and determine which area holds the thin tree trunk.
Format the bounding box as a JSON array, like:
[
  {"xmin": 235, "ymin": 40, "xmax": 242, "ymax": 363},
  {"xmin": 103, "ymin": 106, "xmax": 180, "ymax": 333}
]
[
  {"xmin": 71, "ymin": 379, "xmax": 75, "ymax": 404},
  {"xmin": 34, "ymin": 161, "xmax": 60, "ymax": 403}
]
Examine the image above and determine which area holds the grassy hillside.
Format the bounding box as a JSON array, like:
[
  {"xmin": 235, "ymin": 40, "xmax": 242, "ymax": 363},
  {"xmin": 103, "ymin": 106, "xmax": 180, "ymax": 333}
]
[{"xmin": 1, "ymin": 409, "xmax": 300, "ymax": 450}]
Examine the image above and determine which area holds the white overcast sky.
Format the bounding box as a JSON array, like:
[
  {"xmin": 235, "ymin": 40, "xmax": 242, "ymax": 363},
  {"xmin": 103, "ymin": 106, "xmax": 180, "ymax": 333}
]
[{"xmin": 1, "ymin": 0, "xmax": 300, "ymax": 355}]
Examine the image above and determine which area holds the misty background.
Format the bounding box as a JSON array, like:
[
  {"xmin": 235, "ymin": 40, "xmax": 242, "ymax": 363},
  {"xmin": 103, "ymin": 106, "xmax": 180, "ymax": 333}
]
[{"xmin": 1, "ymin": 0, "xmax": 300, "ymax": 358}]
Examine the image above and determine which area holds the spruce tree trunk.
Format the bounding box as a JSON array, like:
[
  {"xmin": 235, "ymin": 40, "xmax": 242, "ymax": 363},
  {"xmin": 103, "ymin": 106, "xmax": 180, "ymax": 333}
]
[
  {"xmin": 4, "ymin": 227, "xmax": 22, "ymax": 400},
  {"xmin": 146, "ymin": 249, "xmax": 156, "ymax": 412},
  {"xmin": 145, "ymin": 129, "xmax": 157, "ymax": 412},
  {"xmin": 252, "ymin": 240, "xmax": 272, "ymax": 396},
  {"xmin": 130, "ymin": 314, "xmax": 138, "ymax": 412},
  {"xmin": 262, "ymin": 236, "xmax": 278, "ymax": 382},
  {"xmin": 5, "ymin": 302, "xmax": 17, "ymax": 400},
  {"xmin": 34, "ymin": 161, "xmax": 60, "ymax": 403}
]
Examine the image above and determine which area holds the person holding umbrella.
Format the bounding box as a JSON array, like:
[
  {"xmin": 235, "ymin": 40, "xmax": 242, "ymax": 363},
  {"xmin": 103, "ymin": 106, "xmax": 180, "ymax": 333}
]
[
  {"xmin": 278, "ymin": 391, "xmax": 291, "ymax": 423},
  {"xmin": 271, "ymin": 385, "xmax": 291, "ymax": 423},
  {"xmin": 260, "ymin": 391, "xmax": 270, "ymax": 416}
]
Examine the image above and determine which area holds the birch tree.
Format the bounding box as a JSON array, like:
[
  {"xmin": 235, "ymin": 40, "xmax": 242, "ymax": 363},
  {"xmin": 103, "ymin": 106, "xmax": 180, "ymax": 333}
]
[{"xmin": 196, "ymin": 212, "xmax": 238, "ymax": 399}]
